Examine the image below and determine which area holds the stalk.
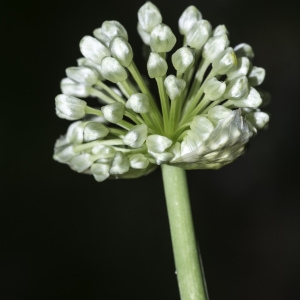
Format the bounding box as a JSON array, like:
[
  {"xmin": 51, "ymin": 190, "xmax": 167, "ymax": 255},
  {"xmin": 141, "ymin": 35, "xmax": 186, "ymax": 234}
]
[{"xmin": 161, "ymin": 164, "xmax": 208, "ymax": 300}]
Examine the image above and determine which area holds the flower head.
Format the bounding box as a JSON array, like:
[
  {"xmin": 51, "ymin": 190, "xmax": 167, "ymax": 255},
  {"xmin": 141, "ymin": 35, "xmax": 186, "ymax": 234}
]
[{"xmin": 53, "ymin": 2, "xmax": 270, "ymax": 182}]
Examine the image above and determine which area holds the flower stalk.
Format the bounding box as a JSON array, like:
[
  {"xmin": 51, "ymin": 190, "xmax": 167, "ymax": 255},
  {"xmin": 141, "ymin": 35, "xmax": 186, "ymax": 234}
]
[{"xmin": 162, "ymin": 164, "xmax": 207, "ymax": 300}]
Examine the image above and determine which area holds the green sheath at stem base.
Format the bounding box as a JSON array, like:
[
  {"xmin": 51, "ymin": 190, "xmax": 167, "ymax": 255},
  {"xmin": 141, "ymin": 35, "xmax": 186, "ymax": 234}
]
[{"xmin": 161, "ymin": 164, "xmax": 208, "ymax": 300}]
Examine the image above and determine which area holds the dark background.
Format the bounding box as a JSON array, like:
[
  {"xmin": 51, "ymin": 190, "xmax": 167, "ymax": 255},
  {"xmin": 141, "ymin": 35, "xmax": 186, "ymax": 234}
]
[{"xmin": 1, "ymin": 0, "xmax": 300, "ymax": 299}]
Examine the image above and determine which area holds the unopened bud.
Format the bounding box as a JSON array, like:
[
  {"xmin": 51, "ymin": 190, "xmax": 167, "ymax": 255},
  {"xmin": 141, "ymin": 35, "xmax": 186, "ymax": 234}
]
[
  {"xmin": 226, "ymin": 57, "xmax": 251, "ymax": 81},
  {"xmin": 66, "ymin": 66, "xmax": 98, "ymax": 86},
  {"xmin": 137, "ymin": 23, "xmax": 151, "ymax": 45},
  {"xmin": 171, "ymin": 47, "xmax": 195, "ymax": 75},
  {"xmin": 129, "ymin": 154, "xmax": 149, "ymax": 169},
  {"xmin": 147, "ymin": 52, "xmax": 168, "ymax": 78},
  {"xmin": 77, "ymin": 57, "xmax": 104, "ymax": 80},
  {"xmin": 55, "ymin": 94, "xmax": 87, "ymax": 120},
  {"xmin": 70, "ymin": 153, "xmax": 93, "ymax": 173},
  {"xmin": 207, "ymin": 105, "xmax": 233, "ymax": 125},
  {"xmin": 150, "ymin": 23, "xmax": 177, "ymax": 53},
  {"xmin": 53, "ymin": 145, "xmax": 76, "ymax": 163},
  {"xmin": 123, "ymin": 124, "xmax": 148, "ymax": 148},
  {"xmin": 91, "ymin": 163, "xmax": 110, "ymax": 182},
  {"xmin": 146, "ymin": 134, "xmax": 172, "ymax": 153},
  {"xmin": 79, "ymin": 35, "xmax": 110, "ymax": 65},
  {"xmin": 126, "ymin": 93, "xmax": 150, "ymax": 113},
  {"xmin": 190, "ymin": 116, "xmax": 214, "ymax": 141},
  {"xmin": 60, "ymin": 78, "xmax": 91, "ymax": 98},
  {"xmin": 101, "ymin": 57, "xmax": 128, "ymax": 83},
  {"xmin": 213, "ymin": 24, "xmax": 229, "ymax": 36},
  {"xmin": 245, "ymin": 111, "xmax": 269, "ymax": 129},
  {"xmin": 110, "ymin": 152, "xmax": 130, "ymax": 175},
  {"xmin": 138, "ymin": 1, "xmax": 162, "ymax": 32},
  {"xmin": 164, "ymin": 75, "xmax": 186, "ymax": 101},
  {"xmin": 212, "ymin": 47, "xmax": 237, "ymax": 75},
  {"xmin": 202, "ymin": 34, "xmax": 229, "ymax": 62},
  {"xmin": 93, "ymin": 28, "xmax": 111, "ymax": 47},
  {"xmin": 227, "ymin": 87, "xmax": 262, "ymax": 108},
  {"xmin": 178, "ymin": 5, "xmax": 202, "ymax": 35},
  {"xmin": 234, "ymin": 43, "xmax": 255, "ymax": 60},
  {"xmin": 248, "ymin": 66, "xmax": 265, "ymax": 86},
  {"xmin": 224, "ymin": 75, "xmax": 249, "ymax": 100},
  {"xmin": 110, "ymin": 36, "xmax": 133, "ymax": 67},
  {"xmin": 101, "ymin": 20, "xmax": 128, "ymax": 42},
  {"xmin": 101, "ymin": 102, "xmax": 124, "ymax": 123},
  {"xmin": 203, "ymin": 77, "xmax": 226, "ymax": 100},
  {"xmin": 186, "ymin": 20, "xmax": 212, "ymax": 50},
  {"xmin": 83, "ymin": 122, "xmax": 109, "ymax": 142}
]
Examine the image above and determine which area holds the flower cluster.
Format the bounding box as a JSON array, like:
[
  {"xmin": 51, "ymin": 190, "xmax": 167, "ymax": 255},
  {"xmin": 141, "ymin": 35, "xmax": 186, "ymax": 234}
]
[{"xmin": 54, "ymin": 1, "xmax": 270, "ymax": 182}]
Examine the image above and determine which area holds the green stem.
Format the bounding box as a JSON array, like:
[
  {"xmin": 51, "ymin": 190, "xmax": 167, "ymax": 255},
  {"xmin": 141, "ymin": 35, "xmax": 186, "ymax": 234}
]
[
  {"xmin": 95, "ymin": 81, "xmax": 126, "ymax": 104},
  {"xmin": 161, "ymin": 164, "xmax": 208, "ymax": 300},
  {"xmin": 156, "ymin": 76, "xmax": 169, "ymax": 132}
]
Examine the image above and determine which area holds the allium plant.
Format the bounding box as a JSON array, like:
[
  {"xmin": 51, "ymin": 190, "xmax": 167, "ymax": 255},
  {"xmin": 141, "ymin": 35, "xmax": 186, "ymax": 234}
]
[{"xmin": 53, "ymin": 2, "xmax": 270, "ymax": 299}]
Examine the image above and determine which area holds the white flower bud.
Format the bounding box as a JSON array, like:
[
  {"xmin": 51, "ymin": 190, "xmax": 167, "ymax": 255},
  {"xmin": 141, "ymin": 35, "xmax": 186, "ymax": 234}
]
[
  {"xmin": 224, "ymin": 75, "xmax": 249, "ymax": 100},
  {"xmin": 150, "ymin": 23, "xmax": 177, "ymax": 53},
  {"xmin": 129, "ymin": 154, "xmax": 149, "ymax": 169},
  {"xmin": 207, "ymin": 105, "xmax": 233, "ymax": 125},
  {"xmin": 123, "ymin": 124, "xmax": 148, "ymax": 148},
  {"xmin": 181, "ymin": 130, "xmax": 201, "ymax": 156},
  {"xmin": 213, "ymin": 24, "xmax": 229, "ymax": 36},
  {"xmin": 55, "ymin": 94, "xmax": 87, "ymax": 120},
  {"xmin": 53, "ymin": 145, "xmax": 76, "ymax": 163},
  {"xmin": 93, "ymin": 28, "xmax": 111, "ymax": 47},
  {"xmin": 110, "ymin": 36, "xmax": 133, "ymax": 67},
  {"xmin": 227, "ymin": 87, "xmax": 262, "ymax": 108},
  {"xmin": 202, "ymin": 34, "xmax": 229, "ymax": 62},
  {"xmin": 91, "ymin": 163, "xmax": 110, "ymax": 182},
  {"xmin": 79, "ymin": 36, "xmax": 111, "ymax": 65},
  {"xmin": 65, "ymin": 121, "xmax": 85, "ymax": 144},
  {"xmin": 248, "ymin": 66, "xmax": 266, "ymax": 86},
  {"xmin": 110, "ymin": 152, "xmax": 130, "ymax": 175},
  {"xmin": 137, "ymin": 22, "xmax": 151, "ymax": 45},
  {"xmin": 212, "ymin": 47, "xmax": 237, "ymax": 75},
  {"xmin": 101, "ymin": 57, "xmax": 128, "ymax": 83},
  {"xmin": 234, "ymin": 43, "xmax": 255, "ymax": 60},
  {"xmin": 77, "ymin": 57, "xmax": 104, "ymax": 80},
  {"xmin": 147, "ymin": 52, "xmax": 168, "ymax": 78},
  {"xmin": 101, "ymin": 20, "xmax": 128, "ymax": 42},
  {"xmin": 101, "ymin": 102, "xmax": 124, "ymax": 123},
  {"xmin": 226, "ymin": 57, "xmax": 251, "ymax": 81},
  {"xmin": 66, "ymin": 66, "xmax": 98, "ymax": 86},
  {"xmin": 190, "ymin": 116, "xmax": 214, "ymax": 141},
  {"xmin": 245, "ymin": 111, "xmax": 269, "ymax": 130},
  {"xmin": 70, "ymin": 153, "xmax": 93, "ymax": 173},
  {"xmin": 148, "ymin": 151, "xmax": 173, "ymax": 165},
  {"xmin": 186, "ymin": 20, "xmax": 212, "ymax": 50},
  {"xmin": 169, "ymin": 142, "xmax": 181, "ymax": 161},
  {"xmin": 138, "ymin": 1, "xmax": 162, "ymax": 32},
  {"xmin": 83, "ymin": 122, "xmax": 109, "ymax": 142},
  {"xmin": 60, "ymin": 78, "xmax": 91, "ymax": 98},
  {"xmin": 178, "ymin": 5, "xmax": 202, "ymax": 35},
  {"xmin": 126, "ymin": 93, "xmax": 150, "ymax": 113},
  {"xmin": 164, "ymin": 75, "xmax": 186, "ymax": 101},
  {"xmin": 171, "ymin": 47, "xmax": 195, "ymax": 75},
  {"xmin": 92, "ymin": 144, "xmax": 115, "ymax": 156},
  {"xmin": 203, "ymin": 77, "xmax": 226, "ymax": 100},
  {"xmin": 146, "ymin": 135, "xmax": 172, "ymax": 153}
]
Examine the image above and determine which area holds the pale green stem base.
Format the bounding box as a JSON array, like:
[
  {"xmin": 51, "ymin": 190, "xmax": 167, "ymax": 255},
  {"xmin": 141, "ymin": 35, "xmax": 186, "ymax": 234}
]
[{"xmin": 161, "ymin": 164, "xmax": 208, "ymax": 300}]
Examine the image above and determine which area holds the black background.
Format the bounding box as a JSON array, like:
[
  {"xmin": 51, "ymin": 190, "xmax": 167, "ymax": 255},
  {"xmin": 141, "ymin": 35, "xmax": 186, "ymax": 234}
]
[{"xmin": 1, "ymin": 0, "xmax": 300, "ymax": 299}]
